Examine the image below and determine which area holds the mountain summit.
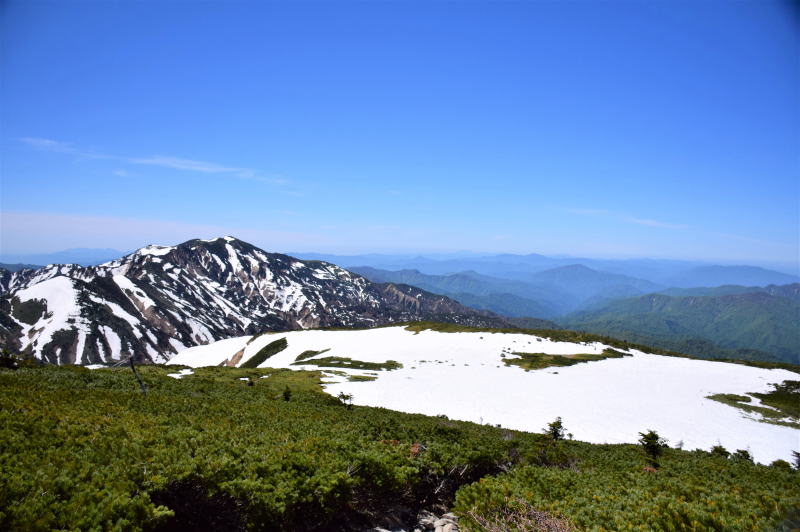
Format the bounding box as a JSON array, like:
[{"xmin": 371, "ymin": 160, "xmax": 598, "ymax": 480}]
[{"xmin": 0, "ymin": 237, "xmax": 504, "ymax": 365}]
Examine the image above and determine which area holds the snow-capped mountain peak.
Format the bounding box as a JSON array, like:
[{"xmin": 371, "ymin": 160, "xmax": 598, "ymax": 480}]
[{"xmin": 0, "ymin": 237, "xmax": 504, "ymax": 364}]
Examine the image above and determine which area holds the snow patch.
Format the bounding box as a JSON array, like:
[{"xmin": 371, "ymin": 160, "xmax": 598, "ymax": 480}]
[
  {"xmin": 113, "ymin": 275, "xmax": 157, "ymax": 311},
  {"xmin": 167, "ymin": 368, "xmax": 195, "ymax": 379},
  {"xmin": 15, "ymin": 276, "xmax": 84, "ymax": 354},
  {"xmin": 170, "ymin": 326, "xmax": 800, "ymax": 464},
  {"xmin": 138, "ymin": 245, "xmax": 173, "ymax": 257}
]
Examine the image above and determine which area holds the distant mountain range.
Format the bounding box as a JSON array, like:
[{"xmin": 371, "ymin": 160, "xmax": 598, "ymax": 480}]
[
  {"xmin": 349, "ymin": 265, "xmax": 662, "ymax": 316},
  {"xmin": 348, "ymin": 265, "xmax": 800, "ymax": 364},
  {"xmin": 661, "ymin": 265, "xmax": 799, "ymax": 288},
  {"xmin": 295, "ymin": 252, "xmax": 798, "ymax": 286},
  {"xmin": 0, "ymin": 238, "xmax": 505, "ymax": 365},
  {"xmin": 7, "ymin": 247, "xmax": 797, "ymax": 286},
  {"xmin": 0, "ymin": 263, "xmax": 42, "ymax": 272}
]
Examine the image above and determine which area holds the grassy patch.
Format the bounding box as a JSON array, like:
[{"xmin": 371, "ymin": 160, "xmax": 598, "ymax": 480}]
[
  {"xmin": 707, "ymin": 381, "xmax": 800, "ymax": 429},
  {"xmin": 503, "ymin": 348, "xmax": 631, "ymax": 371},
  {"xmin": 293, "ymin": 356, "xmax": 402, "ymax": 371},
  {"xmin": 347, "ymin": 374, "xmax": 378, "ymax": 382},
  {"xmin": 240, "ymin": 337, "xmax": 288, "ymax": 368},
  {"xmin": 752, "ymin": 380, "xmax": 800, "ymax": 418},
  {"xmin": 710, "ymin": 393, "xmax": 752, "ymax": 404},
  {"xmin": 294, "ymin": 348, "xmax": 330, "ymax": 363}
]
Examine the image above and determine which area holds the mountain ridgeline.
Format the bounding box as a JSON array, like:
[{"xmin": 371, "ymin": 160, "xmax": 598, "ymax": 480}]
[
  {"xmin": 0, "ymin": 237, "xmax": 506, "ymax": 365},
  {"xmin": 348, "ymin": 265, "xmax": 662, "ymax": 317}
]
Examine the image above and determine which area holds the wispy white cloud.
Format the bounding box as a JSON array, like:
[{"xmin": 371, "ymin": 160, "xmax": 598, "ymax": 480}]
[
  {"xmin": 127, "ymin": 155, "xmax": 239, "ymax": 173},
  {"xmin": 707, "ymin": 231, "xmax": 795, "ymax": 249},
  {"xmin": 19, "ymin": 137, "xmax": 109, "ymax": 159},
  {"xmin": 20, "ymin": 137, "xmax": 76, "ymax": 153},
  {"xmin": 19, "ymin": 137, "xmax": 286, "ymax": 184},
  {"xmin": 625, "ymin": 217, "xmax": 688, "ymax": 230},
  {"xmin": 566, "ymin": 207, "xmax": 687, "ymax": 230},
  {"xmin": 566, "ymin": 207, "xmax": 612, "ymax": 216}
]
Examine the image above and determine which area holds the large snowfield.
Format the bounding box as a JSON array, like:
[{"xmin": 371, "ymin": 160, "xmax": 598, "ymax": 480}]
[{"xmin": 168, "ymin": 326, "xmax": 799, "ymax": 464}]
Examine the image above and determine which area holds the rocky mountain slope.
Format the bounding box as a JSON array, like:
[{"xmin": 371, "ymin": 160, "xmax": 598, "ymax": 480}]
[{"xmin": 0, "ymin": 237, "xmax": 505, "ymax": 365}]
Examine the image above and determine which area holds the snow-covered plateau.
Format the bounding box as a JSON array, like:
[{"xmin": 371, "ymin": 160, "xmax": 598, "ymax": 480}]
[{"xmin": 169, "ymin": 326, "xmax": 799, "ymax": 464}]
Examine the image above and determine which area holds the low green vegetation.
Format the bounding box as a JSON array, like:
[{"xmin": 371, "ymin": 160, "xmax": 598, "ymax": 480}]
[
  {"xmin": 294, "ymin": 348, "xmax": 330, "ymax": 362},
  {"xmin": 293, "ymin": 356, "xmax": 402, "ymax": 371},
  {"xmin": 503, "ymin": 348, "xmax": 631, "ymax": 371},
  {"xmin": 240, "ymin": 337, "xmax": 288, "ymax": 368},
  {"xmin": 318, "ymin": 369, "xmax": 378, "ymax": 382},
  {"xmin": 347, "ymin": 374, "xmax": 378, "ymax": 382},
  {"xmin": 0, "ymin": 365, "xmax": 797, "ymax": 531},
  {"xmin": 753, "ymin": 380, "xmax": 800, "ymax": 419},
  {"xmin": 0, "ymin": 364, "xmax": 513, "ymax": 530},
  {"xmin": 454, "ymin": 434, "xmax": 799, "ymax": 531},
  {"xmin": 707, "ymin": 380, "xmax": 800, "ymax": 429}
]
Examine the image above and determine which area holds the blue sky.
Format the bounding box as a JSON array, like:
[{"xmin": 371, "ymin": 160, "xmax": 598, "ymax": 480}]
[{"xmin": 1, "ymin": 0, "xmax": 797, "ymax": 267}]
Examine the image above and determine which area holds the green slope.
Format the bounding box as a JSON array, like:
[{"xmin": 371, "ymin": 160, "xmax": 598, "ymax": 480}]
[{"xmin": 561, "ymin": 291, "xmax": 800, "ymax": 363}]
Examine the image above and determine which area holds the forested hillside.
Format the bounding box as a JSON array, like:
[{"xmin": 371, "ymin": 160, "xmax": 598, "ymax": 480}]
[{"xmin": 561, "ymin": 291, "xmax": 800, "ymax": 363}]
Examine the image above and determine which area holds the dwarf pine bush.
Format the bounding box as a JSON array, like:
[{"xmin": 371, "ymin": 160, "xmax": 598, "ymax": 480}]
[{"xmin": 1, "ymin": 365, "xmax": 798, "ymax": 531}]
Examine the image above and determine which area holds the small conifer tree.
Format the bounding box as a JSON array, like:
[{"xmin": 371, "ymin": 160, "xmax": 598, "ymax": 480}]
[
  {"xmin": 544, "ymin": 417, "xmax": 566, "ymax": 441},
  {"xmin": 0, "ymin": 350, "xmax": 20, "ymax": 370},
  {"xmin": 282, "ymin": 386, "xmax": 292, "ymax": 402},
  {"xmin": 638, "ymin": 430, "xmax": 667, "ymax": 468},
  {"xmin": 337, "ymin": 392, "xmax": 353, "ymax": 410}
]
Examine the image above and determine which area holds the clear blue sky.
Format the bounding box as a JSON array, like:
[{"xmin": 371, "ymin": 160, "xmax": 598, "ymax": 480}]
[{"xmin": 1, "ymin": 0, "xmax": 797, "ymax": 267}]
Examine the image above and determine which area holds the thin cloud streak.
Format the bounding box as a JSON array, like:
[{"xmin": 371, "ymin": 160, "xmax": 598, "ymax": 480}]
[
  {"xmin": 707, "ymin": 231, "xmax": 795, "ymax": 250},
  {"xmin": 567, "ymin": 207, "xmax": 687, "ymax": 230},
  {"xmin": 566, "ymin": 207, "xmax": 612, "ymax": 216},
  {"xmin": 19, "ymin": 137, "xmax": 75, "ymax": 153},
  {"xmin": 128, "ymin": 156, "xmax": 241, "ymax": 173},
  {"xmin": 19, "ymin": 137, "xmax": 110, "ymax": 159},
  {"xmin": 19, "ymin": 137, "xmax": 286, "ymax": 184},
  {"xmin": 625, "ymin": 217, "xmax": 688, "ymax": 230}
]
